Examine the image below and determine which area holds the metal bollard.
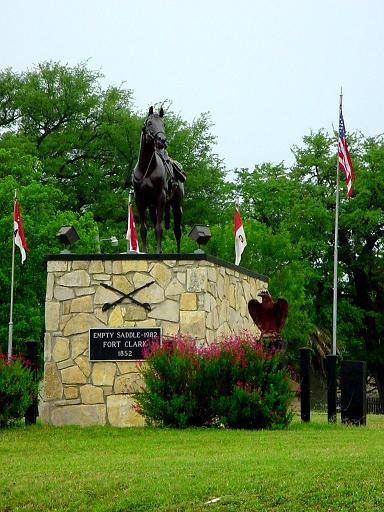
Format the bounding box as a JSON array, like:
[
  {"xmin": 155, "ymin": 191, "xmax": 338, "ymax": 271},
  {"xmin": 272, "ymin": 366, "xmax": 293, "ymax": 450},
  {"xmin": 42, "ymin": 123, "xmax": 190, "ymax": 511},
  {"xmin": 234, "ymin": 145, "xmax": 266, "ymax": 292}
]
[
  {"xmin": 299, "ymin": 347, "xmax": 311, "ymax": 422},
  {"xmin": 24, "ymin": 340, "xmax": 39, "ymax": 425},
  {"xmin": 326, "ymin": 354, "xmax": 338, "ymax": 423}
]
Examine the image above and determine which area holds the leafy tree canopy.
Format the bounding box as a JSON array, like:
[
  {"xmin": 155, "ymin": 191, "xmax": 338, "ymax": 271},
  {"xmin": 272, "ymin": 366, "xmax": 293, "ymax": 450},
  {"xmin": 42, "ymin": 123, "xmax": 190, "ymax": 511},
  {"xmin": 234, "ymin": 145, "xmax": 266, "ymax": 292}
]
[{"xmin": 1, "ymin": 61, "xmax": 383, "ymax": 399}]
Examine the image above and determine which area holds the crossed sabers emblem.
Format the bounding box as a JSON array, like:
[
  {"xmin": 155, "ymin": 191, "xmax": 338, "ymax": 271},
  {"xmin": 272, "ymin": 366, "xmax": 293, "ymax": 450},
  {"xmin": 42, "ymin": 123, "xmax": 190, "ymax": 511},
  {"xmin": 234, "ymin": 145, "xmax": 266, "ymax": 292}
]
[{"xmin": 100, "ymin": 281, "xmax": 155, "ymax": 312}]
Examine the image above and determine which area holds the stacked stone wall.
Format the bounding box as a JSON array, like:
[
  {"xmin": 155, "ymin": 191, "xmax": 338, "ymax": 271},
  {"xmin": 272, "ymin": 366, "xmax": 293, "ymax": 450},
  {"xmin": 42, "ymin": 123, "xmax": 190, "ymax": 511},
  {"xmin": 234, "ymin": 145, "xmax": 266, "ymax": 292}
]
[{"xmin": 42, "ymin": 255, "xmax": 267, "ymax": 426}]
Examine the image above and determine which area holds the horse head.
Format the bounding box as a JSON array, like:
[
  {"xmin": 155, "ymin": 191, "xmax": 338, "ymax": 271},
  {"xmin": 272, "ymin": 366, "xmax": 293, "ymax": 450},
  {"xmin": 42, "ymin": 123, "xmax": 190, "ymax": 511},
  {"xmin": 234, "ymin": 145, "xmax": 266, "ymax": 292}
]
[{"xmin": 142, "ymin": 106, "xmax": 167, "ymax": 150}]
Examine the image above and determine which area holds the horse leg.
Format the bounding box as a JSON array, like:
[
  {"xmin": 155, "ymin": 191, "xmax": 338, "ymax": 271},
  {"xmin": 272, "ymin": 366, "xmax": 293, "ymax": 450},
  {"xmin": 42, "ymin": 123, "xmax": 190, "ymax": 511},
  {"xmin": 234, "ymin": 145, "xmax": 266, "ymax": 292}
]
[
  {"xmin": 171, "ymin": 184, "xmax": 183, "ymax": 253},
  {"xmin": 172, "ymin": 202, "xmax": 183, "ymax": 253},
  {"xmin": 155, "ymin": 192, "xmax": 166, "ymax": 254},
  {"xmin": 164, "ymin": 202, "xmax": 170, "ymax": 230},
  {"xmin": 137, "ymin": 203, "xmax": 148, "ymax": 253},
  {"xmin": 141, "ymin": 223, "xmax": 148, "ymax": 253}
]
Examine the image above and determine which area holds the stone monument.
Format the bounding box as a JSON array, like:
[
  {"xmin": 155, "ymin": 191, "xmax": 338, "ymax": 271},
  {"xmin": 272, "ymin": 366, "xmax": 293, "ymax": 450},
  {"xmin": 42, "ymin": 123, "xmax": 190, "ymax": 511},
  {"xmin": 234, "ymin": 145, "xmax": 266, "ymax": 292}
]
[{"xmin": 42, "ymin": 253, "xmax": 267, "ymax": 426}]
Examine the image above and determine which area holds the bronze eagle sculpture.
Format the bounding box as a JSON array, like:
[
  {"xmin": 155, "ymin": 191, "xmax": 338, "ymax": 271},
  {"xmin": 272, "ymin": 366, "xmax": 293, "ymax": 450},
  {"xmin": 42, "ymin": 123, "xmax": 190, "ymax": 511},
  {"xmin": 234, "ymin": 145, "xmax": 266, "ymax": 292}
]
[{"xmin": 248, "ymin": 290, "xmax": 288, "ymax": 337}]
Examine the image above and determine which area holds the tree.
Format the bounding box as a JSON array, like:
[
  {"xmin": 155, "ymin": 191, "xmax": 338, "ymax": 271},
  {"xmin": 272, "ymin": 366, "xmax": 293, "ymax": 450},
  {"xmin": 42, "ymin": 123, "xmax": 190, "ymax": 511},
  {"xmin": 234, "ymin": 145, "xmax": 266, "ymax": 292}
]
[
  {"xmin": 228, "ymin": 163, "xmax": 322, "ymax": 355},
  {"xmin": 0, "ymin": 146, "xmax": 100, "ymax": 355},
  {"xmin": 290, "ymin": 131, "xmax": 384, "ymax": 398},
  {"xmin": 2, "ymin": 60, "xmax": 383, "ymax": 399},
  {"xmin": 0, "ymin": 62, "xmax": 230, "ymax": 354},
  {"xmin": 14, "ymin": 62, "xmax": 142, "ymax": 214},
  {"xmin": 228, "ymin": 132, "xmax": 384, "ymax": 400},
  {"xmin": 0, "ymin": 68, "xmax": 21, "ymax": 128},
  {"xmin": 0, "ymin": 64, "xmax": 231, "ymax": 252},
  {"xmin": 336, "ymin": 135, "xmax": 384, "ymax": 398},
  {"xmin": 165, "ymin": 110, "xmax": 232, "ymax": 227}
]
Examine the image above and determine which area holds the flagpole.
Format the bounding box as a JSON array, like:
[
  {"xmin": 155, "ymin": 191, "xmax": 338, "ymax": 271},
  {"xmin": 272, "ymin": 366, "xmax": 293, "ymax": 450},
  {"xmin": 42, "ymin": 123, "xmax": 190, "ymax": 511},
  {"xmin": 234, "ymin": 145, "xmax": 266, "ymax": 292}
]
[
  {"xmin": 127, "ymin": 192, "xmax": 131, "ymax": 253},
  {"xmin": 8, "ymin": 191, "xmax": 17, "ymax": 360},
  {"xmin": 332, "ymin": 91, "xmax": 342, "ymax": 356}
]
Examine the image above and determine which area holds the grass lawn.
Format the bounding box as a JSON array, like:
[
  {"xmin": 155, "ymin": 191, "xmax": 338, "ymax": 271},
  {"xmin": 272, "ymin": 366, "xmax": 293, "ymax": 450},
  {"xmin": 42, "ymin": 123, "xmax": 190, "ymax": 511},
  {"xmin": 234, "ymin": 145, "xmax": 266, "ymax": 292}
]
[{"xmin": 1, "ymin": 414, "xmax": 384, "ymax": 512}]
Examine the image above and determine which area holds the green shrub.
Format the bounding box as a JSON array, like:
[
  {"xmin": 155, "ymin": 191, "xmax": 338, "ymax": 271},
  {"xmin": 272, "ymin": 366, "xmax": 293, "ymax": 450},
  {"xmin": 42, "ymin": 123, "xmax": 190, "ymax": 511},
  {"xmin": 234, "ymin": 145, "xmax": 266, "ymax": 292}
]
[
  {"xmin": 135, "ymin": 334, "xmax": 294, "ymax": 429},
  {"xmin": 0, "ymin": 354, "xmax": 36, "ymax": 427}
]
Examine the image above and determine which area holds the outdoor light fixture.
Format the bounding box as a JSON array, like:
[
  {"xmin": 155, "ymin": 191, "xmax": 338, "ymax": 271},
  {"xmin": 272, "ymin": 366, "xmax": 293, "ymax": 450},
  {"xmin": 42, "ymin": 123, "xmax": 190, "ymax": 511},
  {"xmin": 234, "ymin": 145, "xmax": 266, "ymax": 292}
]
[
  {"xmin": 100, "ymin": 236, "xmax": 119, "ymax": 247},
  {"xmin": 56, "ymin": 226, "xmax": 80, "ymax": 253},
  {"xmin": 188, "ymin": 224, "xmax": 211, "ymax": 253}
]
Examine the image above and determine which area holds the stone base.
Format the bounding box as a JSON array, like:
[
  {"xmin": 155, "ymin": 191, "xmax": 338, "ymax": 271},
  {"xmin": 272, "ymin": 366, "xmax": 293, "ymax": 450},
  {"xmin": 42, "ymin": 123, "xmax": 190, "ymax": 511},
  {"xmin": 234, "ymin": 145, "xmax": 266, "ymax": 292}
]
[{"xmin": 42, "ymin": 253, "xmax": 267, "ymax": 426}]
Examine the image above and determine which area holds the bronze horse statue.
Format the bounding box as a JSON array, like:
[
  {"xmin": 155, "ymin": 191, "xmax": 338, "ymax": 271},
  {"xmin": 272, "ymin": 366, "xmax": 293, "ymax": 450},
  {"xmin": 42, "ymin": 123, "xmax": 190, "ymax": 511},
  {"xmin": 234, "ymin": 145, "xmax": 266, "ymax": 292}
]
[{"xmin": 132, "ymin": 106, "xmax": 185, "ymax": 253}]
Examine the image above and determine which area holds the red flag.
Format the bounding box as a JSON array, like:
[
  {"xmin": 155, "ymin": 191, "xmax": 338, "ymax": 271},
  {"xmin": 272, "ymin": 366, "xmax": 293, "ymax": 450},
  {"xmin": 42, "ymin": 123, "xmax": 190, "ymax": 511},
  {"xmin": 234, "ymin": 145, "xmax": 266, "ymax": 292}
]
[
  {"xmin": 14, "ymin": 199, "xmax": 28, "ymax": 264},
  {"xmin": 126, "ymin": 205, "xmax": 139, "ymax": 252},
  {"xmin": 338, "ymin": 107, "xmax": 355, "ymax": 198},
  {"xmin": 234, "ymin": 206, "xmax": 247, "ymax": 265}
]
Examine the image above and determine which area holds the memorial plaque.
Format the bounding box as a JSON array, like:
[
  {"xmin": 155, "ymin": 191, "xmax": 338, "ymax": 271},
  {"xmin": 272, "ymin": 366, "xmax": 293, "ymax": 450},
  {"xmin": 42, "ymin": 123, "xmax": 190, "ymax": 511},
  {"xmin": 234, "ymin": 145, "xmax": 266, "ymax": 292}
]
[{"xmin": 89, "ymin": 327, "xmax": 161, "ymax": 361}]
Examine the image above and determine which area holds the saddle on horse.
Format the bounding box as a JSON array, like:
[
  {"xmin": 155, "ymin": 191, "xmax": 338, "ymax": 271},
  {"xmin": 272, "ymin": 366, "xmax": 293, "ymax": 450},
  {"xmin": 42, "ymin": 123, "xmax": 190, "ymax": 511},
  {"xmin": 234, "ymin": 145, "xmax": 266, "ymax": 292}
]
[
  {"xmin": 156, "ymin": 150, "xmax": 186, "ymax": 200},
  {"xmin": 171, "ymin": 159, "xmax": 186, "ymax": 183},
  {"xmin": 156, "ymin": 150, "xmax": 186, "ymax": 183}
]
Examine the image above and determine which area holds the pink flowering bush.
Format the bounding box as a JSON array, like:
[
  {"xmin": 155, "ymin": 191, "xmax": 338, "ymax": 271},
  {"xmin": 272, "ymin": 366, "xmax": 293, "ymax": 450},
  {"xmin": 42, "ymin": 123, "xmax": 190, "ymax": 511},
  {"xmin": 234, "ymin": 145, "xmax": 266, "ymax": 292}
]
[
  {"xmin": 0, "ymin": 353, "xmax": 36, "ymax": 427},
  {"xmin": 135, "ymin": 334, "xmax": 294, "ymax": 429}
]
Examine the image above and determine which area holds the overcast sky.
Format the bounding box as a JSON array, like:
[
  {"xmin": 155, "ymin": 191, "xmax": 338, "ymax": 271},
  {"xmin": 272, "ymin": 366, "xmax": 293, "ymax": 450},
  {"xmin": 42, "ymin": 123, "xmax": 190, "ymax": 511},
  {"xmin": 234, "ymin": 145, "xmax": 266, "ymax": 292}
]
[{"xmin": 1, "ymin": 0, "xmax": 383, "ymax": 171}]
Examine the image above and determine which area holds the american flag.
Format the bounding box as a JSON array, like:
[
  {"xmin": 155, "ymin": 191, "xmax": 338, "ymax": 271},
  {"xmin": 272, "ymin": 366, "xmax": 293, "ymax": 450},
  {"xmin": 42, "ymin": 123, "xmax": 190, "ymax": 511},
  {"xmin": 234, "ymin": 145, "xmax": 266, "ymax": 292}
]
[{"xmin": 338, "ymin": 108, "xmax": 355, "ymax": 198}]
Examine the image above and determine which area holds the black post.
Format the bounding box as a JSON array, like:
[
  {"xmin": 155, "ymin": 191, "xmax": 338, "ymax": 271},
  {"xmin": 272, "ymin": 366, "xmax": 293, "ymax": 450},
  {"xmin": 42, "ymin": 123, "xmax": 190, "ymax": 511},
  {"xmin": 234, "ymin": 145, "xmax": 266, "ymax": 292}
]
[
  {"xmin": 340, "ymin": 360, "xmax": 367, "ymax": 426},
  {"xmin": 300, "ymin": 347, "xmax": 311, "ymax": 422},
  {"xmin": 326, "ymin": 354, "xmax": 338, "ymax": 423},
  {"xmin": 24, "ymin": 340, "xmax": 39, "ymax": 425}
]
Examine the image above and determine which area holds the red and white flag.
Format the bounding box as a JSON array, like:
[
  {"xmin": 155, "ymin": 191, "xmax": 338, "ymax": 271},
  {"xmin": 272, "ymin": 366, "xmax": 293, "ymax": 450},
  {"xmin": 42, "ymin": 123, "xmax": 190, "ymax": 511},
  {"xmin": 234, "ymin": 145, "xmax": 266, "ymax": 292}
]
[
  {"xmin": 338, "ymin": 106, "xmax": 355, "ymax": 198},
  {"xmin": 234, "ymin": 206, "xmax": 247, "ymax": 265},
  {"xmin": 126, "ymin": 204, "xmax": 139, "ymax": 252},
  {"xmin": 14, "ymin": 199, "xmax": 28, "ymax": 264}
]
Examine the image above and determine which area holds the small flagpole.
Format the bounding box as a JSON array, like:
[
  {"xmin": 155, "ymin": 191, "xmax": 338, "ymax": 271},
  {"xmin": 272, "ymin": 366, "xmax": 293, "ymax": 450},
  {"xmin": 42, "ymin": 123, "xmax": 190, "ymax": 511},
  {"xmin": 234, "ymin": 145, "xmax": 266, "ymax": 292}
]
[
  {"xmin": 8, "ymin": 191, "xmax": 17, "ymax": 360},
  {"xmin": 332, "ymin": 90, "xmax": 342, "ymax": 356}
]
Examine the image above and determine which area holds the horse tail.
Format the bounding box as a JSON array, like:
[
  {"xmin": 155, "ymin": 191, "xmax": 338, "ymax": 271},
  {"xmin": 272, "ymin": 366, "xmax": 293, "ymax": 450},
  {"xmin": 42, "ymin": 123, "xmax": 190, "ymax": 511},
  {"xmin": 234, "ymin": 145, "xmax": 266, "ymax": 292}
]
[{"xmin": 165, "ymin": 202, "xmax": 170, "ymax": 230}]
